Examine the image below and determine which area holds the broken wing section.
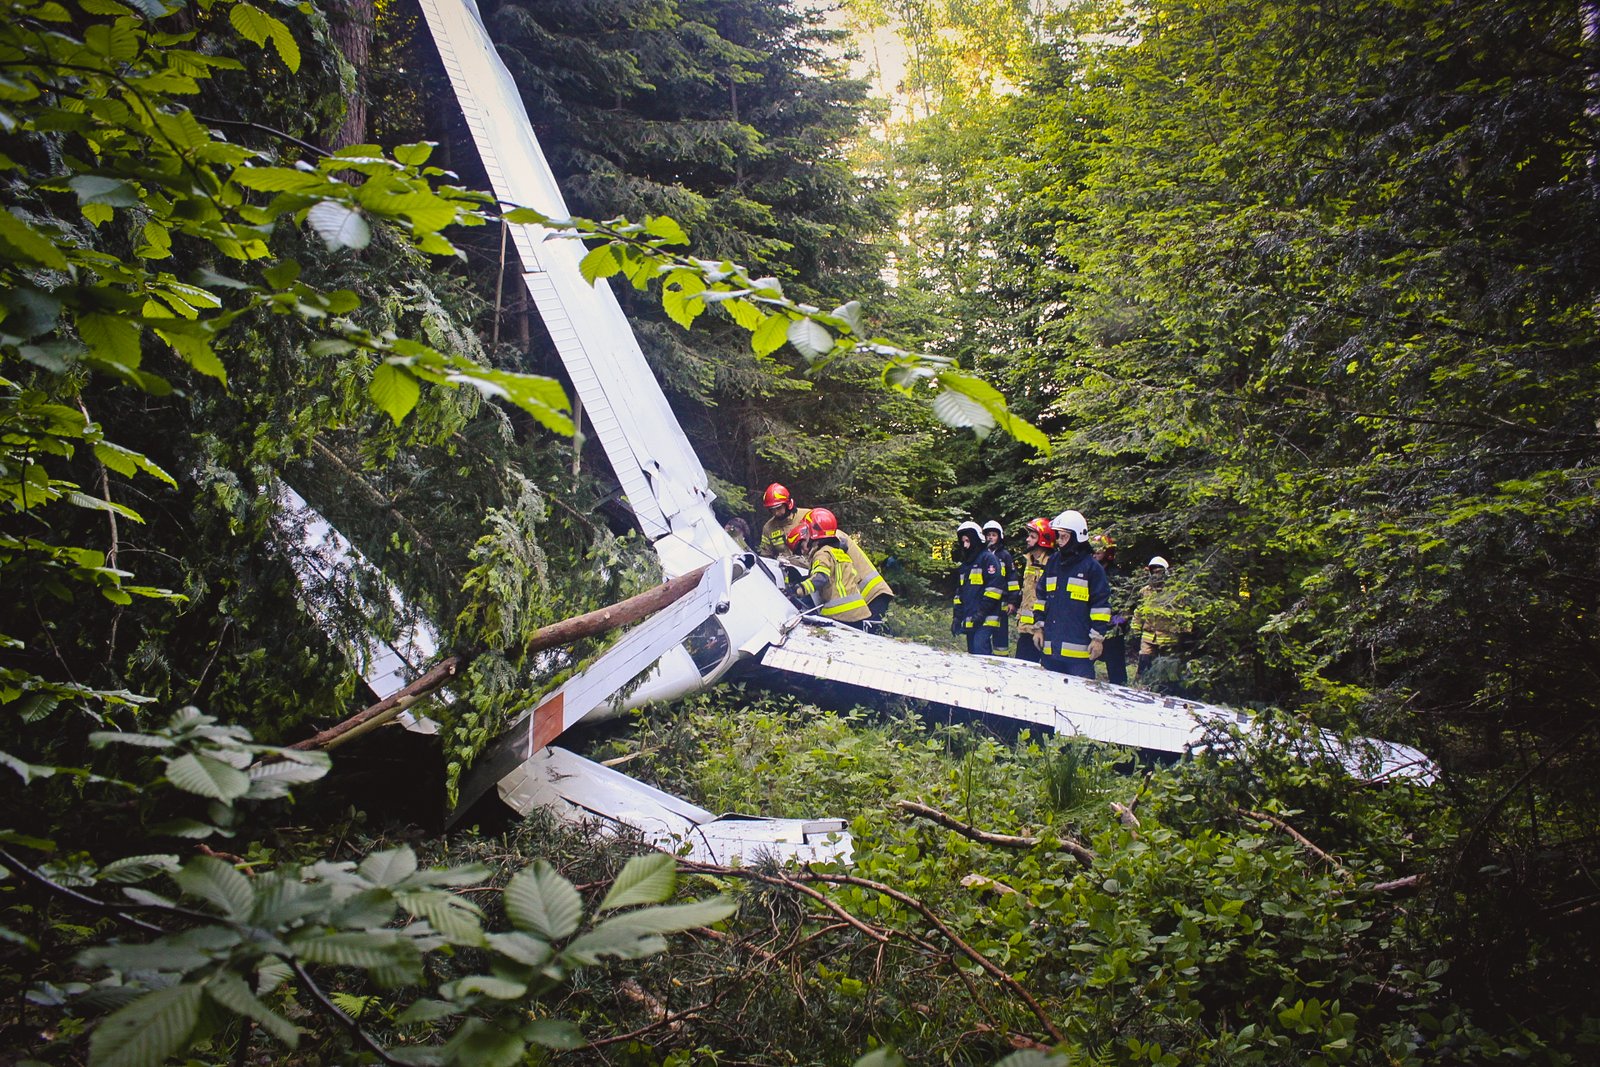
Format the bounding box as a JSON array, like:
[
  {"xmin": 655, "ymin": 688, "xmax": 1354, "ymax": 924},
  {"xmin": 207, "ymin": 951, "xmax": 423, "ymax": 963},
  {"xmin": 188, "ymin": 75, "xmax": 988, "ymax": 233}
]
[
  {"xmin": 758, "ymin": 625, "xmax": 1436, "ymax": 784},
  {"xmin": 497, "ymin": 747, "xmax": 851, "ymax": 866},
  {"xmin": 275, "ymin": 484, "xmax": 438, "ymax": 733},
  {"xmin": 450, "ymin": 562, "xmax": 850, "ymax": 863},
  {"xmin": 416, "ymin": 0, "xmax": 729, "ymax": 572}
]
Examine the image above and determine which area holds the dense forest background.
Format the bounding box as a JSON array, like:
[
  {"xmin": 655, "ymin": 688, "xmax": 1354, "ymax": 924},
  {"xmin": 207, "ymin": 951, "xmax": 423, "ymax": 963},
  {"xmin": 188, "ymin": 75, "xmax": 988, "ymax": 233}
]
[{"xmin": 2, "ymin": 0, "xmax": 1598, "ymax": 1064}]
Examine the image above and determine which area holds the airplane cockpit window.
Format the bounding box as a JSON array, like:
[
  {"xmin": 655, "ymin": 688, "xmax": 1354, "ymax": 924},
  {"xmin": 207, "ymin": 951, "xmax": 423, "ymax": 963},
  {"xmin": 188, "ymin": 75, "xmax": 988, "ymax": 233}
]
[{"xmin": 684, "ymin": 616, "xmax": 731, "ymax": 678}]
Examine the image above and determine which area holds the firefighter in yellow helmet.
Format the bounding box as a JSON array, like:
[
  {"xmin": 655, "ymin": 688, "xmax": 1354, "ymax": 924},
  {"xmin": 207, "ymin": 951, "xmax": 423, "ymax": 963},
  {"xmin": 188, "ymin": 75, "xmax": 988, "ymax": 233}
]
[{"xmin": 787, "ymin": 508, "xmax": 871, "ymax": 627}]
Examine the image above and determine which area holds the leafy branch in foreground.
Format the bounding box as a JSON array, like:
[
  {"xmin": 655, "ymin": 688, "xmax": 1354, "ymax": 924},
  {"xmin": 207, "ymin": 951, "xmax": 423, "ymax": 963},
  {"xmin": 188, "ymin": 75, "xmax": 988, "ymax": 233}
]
[
  {"xmin": 552, "ymin": 212, "xmax": 1050, "ymax": 453},
  {"xmin": 6, "ymin": 709, "xmax": 734, "ymax": 1067}
]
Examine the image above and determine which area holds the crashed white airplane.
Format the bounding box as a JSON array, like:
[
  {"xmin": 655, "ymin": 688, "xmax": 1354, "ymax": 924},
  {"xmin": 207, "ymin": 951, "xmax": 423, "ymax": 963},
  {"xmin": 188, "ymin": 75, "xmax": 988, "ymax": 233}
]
[{"xmin": 288, "ymin": 0, "xmax": 1434, "ymax": 864}]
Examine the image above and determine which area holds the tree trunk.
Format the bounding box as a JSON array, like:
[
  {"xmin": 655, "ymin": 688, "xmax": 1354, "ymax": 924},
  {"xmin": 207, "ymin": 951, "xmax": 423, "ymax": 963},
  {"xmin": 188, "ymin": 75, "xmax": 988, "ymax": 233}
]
[
  {"xmin": 328, "ymin": 0, "xmax": 373, "ymax": 150},
  {"xmin": 289, "ymin": 565, "xmax": 712, "ymax": 751}
]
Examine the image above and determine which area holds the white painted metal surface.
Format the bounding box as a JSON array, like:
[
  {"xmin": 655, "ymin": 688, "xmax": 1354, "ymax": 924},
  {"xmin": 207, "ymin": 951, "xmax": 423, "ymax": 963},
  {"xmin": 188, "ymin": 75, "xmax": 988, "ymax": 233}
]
[
  {"xmin": 758, "ymin": 623, "xmax": 1436, "ymax": 782},
  {"xmin": 415, "ymin": 0, "xmax": 731, "ymax": 574},
  {"xmin": 497, "ymin": 747, "xmax": 851, "ymax": 865},
  {"xmin": 275, "ymin": 485, "xmax": 438, "ymax": 733}
]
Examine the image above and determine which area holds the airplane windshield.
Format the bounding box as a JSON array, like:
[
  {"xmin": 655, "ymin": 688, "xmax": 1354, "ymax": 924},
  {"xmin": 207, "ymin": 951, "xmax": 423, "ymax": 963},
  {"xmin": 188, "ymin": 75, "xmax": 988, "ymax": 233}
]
[{"xmin": 684, "ymin": 617, "xmax": 731, "ymax": 678}]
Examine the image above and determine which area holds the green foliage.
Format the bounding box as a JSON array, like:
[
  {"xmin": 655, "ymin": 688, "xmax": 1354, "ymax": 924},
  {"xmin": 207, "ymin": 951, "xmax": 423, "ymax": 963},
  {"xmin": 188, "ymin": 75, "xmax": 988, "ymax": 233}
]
[
  {"xmin": 6, "ymin": 709, "xmax": 730, "ymax": 1065},
  {"xmin": 563, "ymin": 691, "xmax": 1575, "ymax": 1064}
]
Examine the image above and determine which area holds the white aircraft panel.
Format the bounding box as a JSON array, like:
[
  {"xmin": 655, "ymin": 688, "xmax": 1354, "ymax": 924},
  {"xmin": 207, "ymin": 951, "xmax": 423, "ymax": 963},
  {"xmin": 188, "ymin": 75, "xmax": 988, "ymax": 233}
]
[
  {"xmin": 758, "ymin": 625, "xmax": 1435, "ymax": 782},
  {"xmin": 497, "ymin": 747, "xmax": 852, "ymax": 865},
  {"xmin": 274, "ymin": 485, "xmax": 439, "ymax": 733},
  {"xmin": 417, "ymin": 0, "xmax": 724, "ymax": 567},
  {"xmin": 516, "ymin": 561, "xmax": 733, "ymax": 754}
]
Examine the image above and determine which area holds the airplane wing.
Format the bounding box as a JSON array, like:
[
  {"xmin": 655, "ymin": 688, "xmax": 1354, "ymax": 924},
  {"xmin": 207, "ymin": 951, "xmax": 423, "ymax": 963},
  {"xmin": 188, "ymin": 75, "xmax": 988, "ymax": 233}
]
[
  {"xmin": 415, "ymin": 0, "xmax": 731, "ymax": 575},
  {"xmin": 275, "ymin": 484, "xmax": 439, "ymax": 734},
  {"xmin": 449, "ymin": 560, "xmax": 851, "ymax": 862},
  {"xmin": 757, "ymin": 624, "xmax": 1437, "ymax": 783},
  {"xmin": 494, "ymin": 746, "xmax": 850, "ymax": 865}
]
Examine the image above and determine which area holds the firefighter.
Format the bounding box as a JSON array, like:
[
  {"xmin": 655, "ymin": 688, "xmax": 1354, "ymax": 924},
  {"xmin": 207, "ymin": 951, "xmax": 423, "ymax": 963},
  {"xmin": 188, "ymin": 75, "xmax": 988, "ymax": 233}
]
[
  {"xmin": 836, "ymin": 528, "xmax": 894, "ymax": 622},
  {"xmin": 1090, "ymin": 532, "xmax": 1131, "ymax": 685},
  {"xmin": 1015, "ymin": 518, "xmax": 1056, "ymax": 664},
  {"xmin": 1133, "ymin": 555, "xmax": 1185, "ymax": 680},
  {"xmin": 723, "ymin": 516, "xmax": 752, "ymax": 553},
  {"xmin": 951, "ymin": 520, "xmax": 1005, "ymax": 655},
  {"xmin": 981, "ymin": 519, "xmax": 1020, "ymax": 651},
  {"xmin": 758, "ymin": 483, "xmax": 807, "ymax": 558},
  {"xmin": 1031, "ymin": 509, "xmax": 1112, "ymax": 679},
  {"xmin": 777, "ymin": 509, "xmax": 814, "ymax": 598},
  {"xmin": 788, "ymin": 508, "xmax": 871, "ymax": 627}
]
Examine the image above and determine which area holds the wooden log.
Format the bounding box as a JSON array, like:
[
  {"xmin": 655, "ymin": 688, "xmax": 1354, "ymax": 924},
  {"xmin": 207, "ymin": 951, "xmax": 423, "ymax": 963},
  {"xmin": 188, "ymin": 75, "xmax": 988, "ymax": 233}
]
[{"xmin": 289, "ymin": 564, "xmax": 712, "ymax": 752}]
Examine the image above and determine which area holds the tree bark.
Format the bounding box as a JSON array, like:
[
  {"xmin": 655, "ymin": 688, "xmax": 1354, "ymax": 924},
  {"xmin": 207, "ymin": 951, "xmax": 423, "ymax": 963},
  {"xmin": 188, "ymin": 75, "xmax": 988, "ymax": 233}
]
[
  {"xmin": 327, "ymin": 0, "xmax": 373, "ymax": 150},
  {"xmin": 290, "ymin": 564, "xmax": 712, "ymax": 751}
]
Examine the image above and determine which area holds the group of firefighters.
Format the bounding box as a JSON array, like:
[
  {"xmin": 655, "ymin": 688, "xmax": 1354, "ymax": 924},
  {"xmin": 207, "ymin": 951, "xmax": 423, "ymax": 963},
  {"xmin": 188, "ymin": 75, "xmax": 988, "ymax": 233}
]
[{"xmin": 749, "ymin": 484, "xmax": 1185, "ymax": 685}]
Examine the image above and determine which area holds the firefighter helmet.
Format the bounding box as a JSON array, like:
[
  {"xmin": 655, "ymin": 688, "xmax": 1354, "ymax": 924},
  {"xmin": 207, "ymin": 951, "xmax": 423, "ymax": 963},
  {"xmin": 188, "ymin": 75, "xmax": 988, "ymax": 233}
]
[
  {"xmin": 785, "ymin": 509, "xmax": 813, "ymax": 550},
  {"xmin": 1026, "ymin": 517, "xmax": 1057, "ymax": 549},
  {"xmin": 808, "ymin": 507, "xmax": 839, "ymax": 539},
  {"xmin": 1090, "ymin": 531, "xmax": 1116, "ymax": 552},
  {"xmin": 980, "ymin": 519, "xmax": 1003, "ymax": 538},
  {"xmin": 763, "ymin": 483, "xmax": 792, "ymax": 508},
  {"xmin": 1049, "ymin": 509, "xmax": 1089, "ymax": 542},
  {"xmin": 1147, "ymin": 555, "xmax": 1170, "ymax": 571},
  {"xmin": 956, "ymin": 520, "xmax": 982, "ymax": 539}
]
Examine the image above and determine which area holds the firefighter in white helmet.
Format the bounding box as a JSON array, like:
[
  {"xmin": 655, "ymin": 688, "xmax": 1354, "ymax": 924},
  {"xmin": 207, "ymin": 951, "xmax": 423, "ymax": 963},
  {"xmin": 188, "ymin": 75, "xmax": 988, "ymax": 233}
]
[
  {"xmin": 1133, "ymin": 555, "xmax": 1185, "ymax": 680},
  {"xmin": 980, "ymin": 520, "xmax": 1019, "ymax": 651},
  {"xmin": 1029, "ymin": 510, "xmax": 1112, "ymax": 679},
  {"xmin": 951, "ymin": 520, "xmax": 1005, "ymax": 655}
]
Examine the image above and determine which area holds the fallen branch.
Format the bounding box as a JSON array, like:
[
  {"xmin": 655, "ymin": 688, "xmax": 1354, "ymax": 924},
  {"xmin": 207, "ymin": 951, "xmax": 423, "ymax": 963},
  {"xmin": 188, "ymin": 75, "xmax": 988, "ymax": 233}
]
[
  {"xmin": 1368, "ymin": 874, "xmax": 1425, "ymax": 895},
  {"xmin": 896, "ymin": 799, "xmax": 1096, "ymax": 866},
  {"xmin": 289, "ymin": 657, "xmax": 463, "ymax": 752},
  {"xmin": 802, "ymin": 867, "xmax": 1066, "ymax": 1044},
  {"xmin": 1237, "ymin": 808, "xmax": 1349, "ymax": 877},
  {"xmin": 679, "ymin": 860, "xmax": 1060, "ymax": 1045},
  {"xmin": 290, "ymin": 565, "xmax": 711, "ymax": 751}
]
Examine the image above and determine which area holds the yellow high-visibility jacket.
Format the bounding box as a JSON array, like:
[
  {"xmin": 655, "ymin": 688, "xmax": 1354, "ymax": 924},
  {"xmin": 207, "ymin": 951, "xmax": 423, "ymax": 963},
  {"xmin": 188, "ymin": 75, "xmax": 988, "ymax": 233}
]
[
  {"xmin": 799, "ymin": 544, "xmax": 872, "ymax": 623},
  {"xmin": 1015, "ymin": 547, "xmax": 1053, "ymax": 638},
  {"xmin": 759, "ymin": 507, "xmax": 807, "ymax": 557},
  {"xmin": 838, "ymin": 532, "xmax": 893, "ymax": 604}
]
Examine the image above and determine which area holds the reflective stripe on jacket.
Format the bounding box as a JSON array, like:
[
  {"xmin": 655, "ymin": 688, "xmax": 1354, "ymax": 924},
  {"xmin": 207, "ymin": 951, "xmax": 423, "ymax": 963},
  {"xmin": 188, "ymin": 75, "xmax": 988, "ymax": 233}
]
[
  {"xmin": 839, "ymin": 532, "xmax": 893, "ymax": 603},
  {"xmin": 801, "ymin": 544, "xmax": 872, "ymax": 622},
  {"xmin": 992, "ymin": 546, "xmax": 1021, "ymax": 607},
  {"xmin": 1032, "ymin": 546, "xmax": 1112, "ymax": 665}
]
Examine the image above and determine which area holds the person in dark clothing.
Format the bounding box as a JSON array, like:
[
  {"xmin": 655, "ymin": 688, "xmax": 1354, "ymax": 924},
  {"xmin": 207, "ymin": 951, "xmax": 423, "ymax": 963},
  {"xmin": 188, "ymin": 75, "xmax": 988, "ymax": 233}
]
[
  {"xmin": 981, "ymin": 520, "xmax": 1019, "ymax": 651},
  {"xmin": 1090, "ymin": 532, "xmax": 1130, "ymax": 684},
  {"xmin": 723, "ymin": 516, "xmax": 752, "ymax": 553},
  {"xmin": 1031, "ymin": 509, "xmax": 1112, "ymax": 679},
  {"xmin": 951, "ymin": 520, "xmax": 1005, "ymax": 655}
]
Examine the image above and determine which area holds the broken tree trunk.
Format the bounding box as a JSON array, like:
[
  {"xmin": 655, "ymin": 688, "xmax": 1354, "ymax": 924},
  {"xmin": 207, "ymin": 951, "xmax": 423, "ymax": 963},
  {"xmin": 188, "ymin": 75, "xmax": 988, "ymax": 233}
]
[{"xmin": 290, "ymin": 564, "xmax": 711, "ymax": 751}]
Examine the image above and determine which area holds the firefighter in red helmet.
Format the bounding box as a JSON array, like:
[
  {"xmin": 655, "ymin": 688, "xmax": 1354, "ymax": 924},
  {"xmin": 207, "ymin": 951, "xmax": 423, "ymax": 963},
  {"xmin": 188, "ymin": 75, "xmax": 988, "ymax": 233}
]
[
  {"xmin": 1015, "ymin": 518, "xmax": 1056, "ymax": 664},
  {"xmin": 758, "ymin": 483, "xmax": 807, "ymax": 558},
  {"xmin": 788, "ymin": 508, "xmax": 871, "ymax": 627}
]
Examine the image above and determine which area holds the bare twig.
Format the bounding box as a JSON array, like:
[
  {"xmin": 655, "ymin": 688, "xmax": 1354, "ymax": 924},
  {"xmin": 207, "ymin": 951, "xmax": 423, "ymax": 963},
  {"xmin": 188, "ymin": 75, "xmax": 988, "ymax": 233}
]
[
  {"xmin": 290, "ymin": 960, "xmax": 408, "ymax": 1066},
  {"xmin": 800, "ymin": 867, "xmax": 1066, "ymax": 1044},
  {"xmin": 897, "ymin": 798, "xmax": 1096, "ymax": 866},
  {"xmin": 1238, "ymin": 808, "xmax": 1350, "ymax": 878},
  {"xmin": 1368, "ymin": 874, "xmax": 1424, "ymax": 894}
]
